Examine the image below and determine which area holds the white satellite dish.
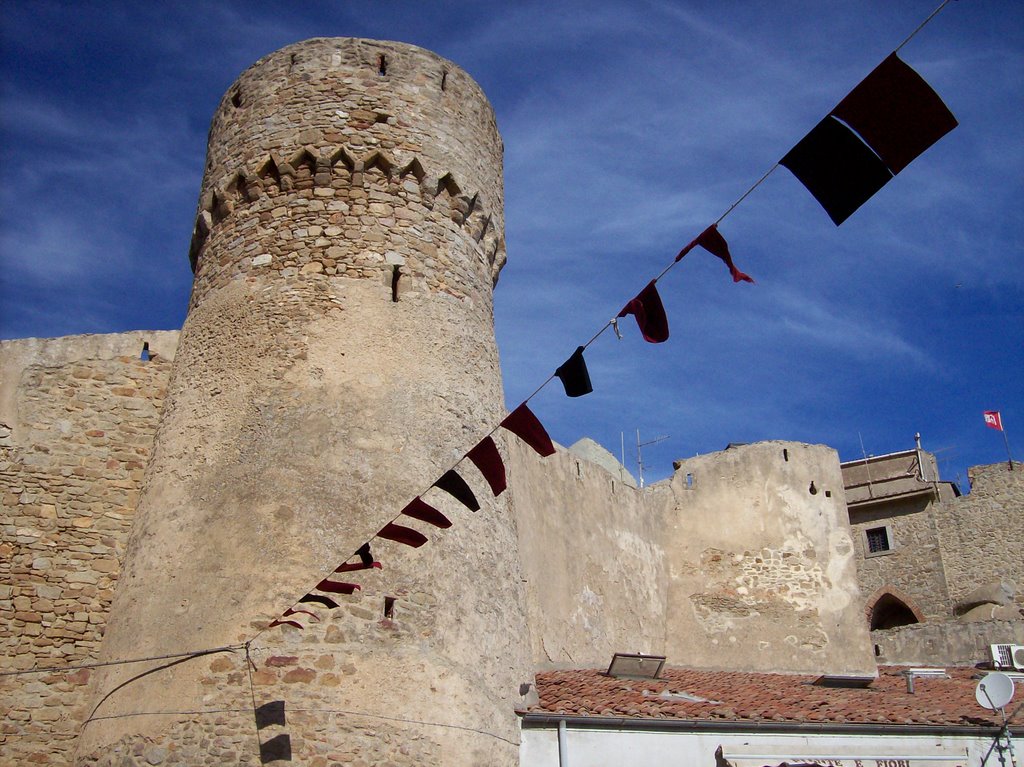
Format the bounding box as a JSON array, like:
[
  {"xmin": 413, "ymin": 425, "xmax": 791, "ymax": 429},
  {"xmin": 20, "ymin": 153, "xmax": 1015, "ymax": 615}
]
[{"xmin": 976, "ymin": 671, "xmax": 1015, "ymax": 710}]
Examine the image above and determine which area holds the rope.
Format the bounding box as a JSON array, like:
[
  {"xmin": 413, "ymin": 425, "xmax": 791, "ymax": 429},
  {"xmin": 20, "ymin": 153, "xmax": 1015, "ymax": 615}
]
[
  {"xmin": 895, "ymin": 0, "xmax": 955, "ymax": 53},
  {"xmin": 0, "ymin": 644, "xmax": 244, "ymax": 678}
]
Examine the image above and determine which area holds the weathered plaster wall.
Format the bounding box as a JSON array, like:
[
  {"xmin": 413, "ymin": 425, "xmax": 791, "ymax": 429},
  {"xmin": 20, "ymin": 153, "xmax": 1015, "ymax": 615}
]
[
  {"xmin": 509, "ymin": 438, "xmax": 668, "ymax": 667},
  {"xmin": 665, "ymin": 442, "xmax": 874, "ymax": 675},
  {"xmin": 0, "ymin": 332, "xmax": 178, "ymax": 766},
  {"xmin": 511, "ymin": 440, "xmax": 876, "ymax": 676},
  {"xmin": 933, "ymin": 463, "xmax": 1024, "ymax": 609}
]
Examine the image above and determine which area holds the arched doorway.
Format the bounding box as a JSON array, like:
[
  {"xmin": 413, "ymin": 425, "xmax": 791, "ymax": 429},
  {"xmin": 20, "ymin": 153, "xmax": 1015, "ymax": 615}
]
[{"xmin": 865, "ymin": 587, "xmax": 925, "ymax": 630}]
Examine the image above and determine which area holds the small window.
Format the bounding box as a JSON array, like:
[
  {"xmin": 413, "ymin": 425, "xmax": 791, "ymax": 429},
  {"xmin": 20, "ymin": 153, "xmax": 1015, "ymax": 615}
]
[{"xmin": 865, "ymin": 525, "xmax": 893, "ymax": 556}]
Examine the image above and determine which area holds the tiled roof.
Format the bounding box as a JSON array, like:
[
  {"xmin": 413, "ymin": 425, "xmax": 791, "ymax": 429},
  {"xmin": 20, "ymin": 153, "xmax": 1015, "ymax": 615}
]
[{"xmin": 529, "ymin": 666, "xmax": 1015, "ymax": 729}]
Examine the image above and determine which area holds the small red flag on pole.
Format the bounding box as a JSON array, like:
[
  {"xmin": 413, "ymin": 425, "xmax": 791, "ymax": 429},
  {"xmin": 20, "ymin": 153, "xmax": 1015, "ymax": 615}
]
[{"xmin": 983, "ymin": 411, "xmax": 1015, "ymax": 470}]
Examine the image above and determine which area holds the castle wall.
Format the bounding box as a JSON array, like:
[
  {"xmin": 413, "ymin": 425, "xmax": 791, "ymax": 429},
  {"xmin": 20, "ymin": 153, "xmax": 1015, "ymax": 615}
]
[
  {"xmin": 871, "ymin": 618, "xmax": 1024, "ymax": 666},
  {"xmin": 0, "ymin": 332, "xmax": 178, "ymax": 766},
  {"xmin": 932, "ymin": 463, "xmax": 1024, "ymax": 610},
  {"xmin": 511, "ymin": 440, "xmax": 876, "ymax": 676},
  {"xmin": 508, "ymin": 438, "xmax": 669, "ymax": 666},
  {"xmin": 664, "ymin": 442, "xmax": 874, "ymax": 675}
]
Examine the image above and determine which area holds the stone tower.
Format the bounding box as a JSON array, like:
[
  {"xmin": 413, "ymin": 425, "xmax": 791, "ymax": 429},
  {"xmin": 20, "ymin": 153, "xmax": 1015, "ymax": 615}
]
[{"xmin": 78, "ymin": 38, "xmax": 532, "ymax": 766}]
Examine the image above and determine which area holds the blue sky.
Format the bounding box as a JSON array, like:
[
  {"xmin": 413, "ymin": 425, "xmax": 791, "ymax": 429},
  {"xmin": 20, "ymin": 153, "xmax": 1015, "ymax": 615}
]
[{"xmin": 1, "ymin": 1, "xmax": 1021, "ymax": 487}]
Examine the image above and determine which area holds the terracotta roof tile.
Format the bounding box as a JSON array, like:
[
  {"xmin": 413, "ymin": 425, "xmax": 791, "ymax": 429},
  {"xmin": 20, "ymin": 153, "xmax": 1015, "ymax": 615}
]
[{"xmin": 529, "ymin": 666, "xmax": 1013, "ymax": 729}]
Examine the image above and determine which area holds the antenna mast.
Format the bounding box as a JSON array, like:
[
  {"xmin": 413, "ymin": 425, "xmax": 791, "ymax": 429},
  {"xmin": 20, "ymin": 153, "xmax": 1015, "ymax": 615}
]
[{"xmin": 636, "ymin": 429, "xmax": 669, "ymax": 488}]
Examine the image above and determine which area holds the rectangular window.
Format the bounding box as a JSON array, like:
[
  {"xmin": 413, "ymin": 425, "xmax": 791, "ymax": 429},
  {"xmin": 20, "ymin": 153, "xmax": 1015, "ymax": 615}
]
[{"xmin": 865, "ymin": 526, "xmax": 891, "ymax": 554}]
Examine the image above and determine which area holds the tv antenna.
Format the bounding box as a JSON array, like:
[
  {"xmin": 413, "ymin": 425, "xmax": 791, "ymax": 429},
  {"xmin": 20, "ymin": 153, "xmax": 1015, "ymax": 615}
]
[
  {"xmin": 636, "ymin": 429, "xmax": 669, "ymax": 488},
  {"xmin": 975, "ymin": 671, "xmax": 1019, "ymax": 767}
]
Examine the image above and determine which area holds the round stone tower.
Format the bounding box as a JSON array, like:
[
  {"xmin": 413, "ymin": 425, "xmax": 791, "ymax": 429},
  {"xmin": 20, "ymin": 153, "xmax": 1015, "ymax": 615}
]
[{"xmin": 79, "ymin": 39, "xmax": 531, "ymax": 766}]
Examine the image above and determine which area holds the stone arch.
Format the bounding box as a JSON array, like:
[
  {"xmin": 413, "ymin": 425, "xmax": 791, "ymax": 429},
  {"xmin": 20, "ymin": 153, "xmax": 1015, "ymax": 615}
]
[
  {"xmin": 865, "ymin": 586, "xmax": 926, "ymax": 631},
  {"xmin": 435, "ymin": 172, "xmax": 461, "ymax": 199},
  {"xmin": 256, "ymin": 155, "xmax": 282, "ymax": 194},
  {"xmin": 399, "ymin": 157, "xmax": 426, "ymax": 184},
  {"xmin": 223, "ymin": 171, "xmax": 251, "ymax": 204},
  {"xmin": 472, "ymin": 212, "xmax": 493, "ymax": 244},
  {"xmin": 209, "ymin": 189, "xmax": 232, "ymax": 226},
  {"xmin": 330, "ymin": 147, "xmax": 356, "ymax": 172},
  {"xmin": 432, "ymin": 172, "xmax": 462, "ymax": 219},
  {"xmin": 188, "ymin": 210, "xmax": 213, "ymax": 272},
  {"xmin": 288, "ymin": 148, "xmax": 318, "ymax": 190},
  {"xmin": 363, "ymin": 151, "xmax": 394, "ymax": 179}
]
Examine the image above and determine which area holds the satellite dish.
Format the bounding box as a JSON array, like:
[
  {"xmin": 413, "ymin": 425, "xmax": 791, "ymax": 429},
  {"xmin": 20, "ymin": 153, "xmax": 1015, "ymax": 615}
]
[{"xmin": 976, "ymin": 672, "xmax": 1015, "ymax": 710}]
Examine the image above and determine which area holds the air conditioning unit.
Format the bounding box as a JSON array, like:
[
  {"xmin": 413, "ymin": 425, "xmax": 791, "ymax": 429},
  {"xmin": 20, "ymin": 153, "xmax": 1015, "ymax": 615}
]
[{"xmin": 990, "ymin": 644, "xmax": 1024, "ymax": 670}]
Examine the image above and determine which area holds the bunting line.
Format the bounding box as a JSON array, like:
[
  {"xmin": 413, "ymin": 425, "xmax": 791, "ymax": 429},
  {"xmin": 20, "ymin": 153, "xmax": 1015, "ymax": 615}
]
[
  {"xmin": 894, "ymin": 0, "xmax": 955, "ymax": 54},
  {"xmin": 256, "ymin": 0, "xmax": 959, "ymax": 639}
]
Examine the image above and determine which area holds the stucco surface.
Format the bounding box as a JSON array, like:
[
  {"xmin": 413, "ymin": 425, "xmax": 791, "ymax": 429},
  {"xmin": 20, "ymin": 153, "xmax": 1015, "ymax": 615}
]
[
  {"xmin": 664, "ymin": 442, "xmax": 873, "ymax": 674},
  {"xmin": 510, "ymin": 440, "xmax": 876, "ymax": 676}
]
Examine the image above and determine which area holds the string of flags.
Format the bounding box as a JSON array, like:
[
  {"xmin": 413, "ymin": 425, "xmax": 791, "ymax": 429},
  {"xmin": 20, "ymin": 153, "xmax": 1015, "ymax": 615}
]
[
  {"xmin": 266, "ymin": 6, "xmax": 960, "ymax": 633},
  {"xmin": 267, "ymin": 404, "xmax": 554, "ymax": 630}
]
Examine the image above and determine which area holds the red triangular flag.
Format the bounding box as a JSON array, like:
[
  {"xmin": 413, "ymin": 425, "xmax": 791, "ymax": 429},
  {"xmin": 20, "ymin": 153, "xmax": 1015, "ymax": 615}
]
[
  {"xmin": 377, "ymin": 522, "xmax": 428, "ymax": 548},
  {"xmin": 300, "ymin": 594, "xmax": 340, "ymax": 609},
  {"xmin": 467, "ymin": 436, "xmax": 507, "ymax": 496},
  {"xmin": 501, "ymin": 403, "xmax": 555, "ymax": 457},
  {"xmin": 401, "ymin": 497, "xmax": 452, "ymax": 528},
  {"xmin": 434, "ymin": 469, "xmax": 480, "ymax": 511},
  {"xmin": 315, "ymin": 579, "xmax": 361, "ymax": 594},
  {"xmin": 677, "ymin": 224, "xmax": 754, "ymax": 282},
  {"xmin": 283, "ymin": 608, "xmax": 319, "ymax": 622},
  {"xmin": 618, "ymin": 280, "xmax": 669, "ymax": 343},
  {"xmin": 268, "ymin": 619, "xmax": 303, "ymax": 630}
]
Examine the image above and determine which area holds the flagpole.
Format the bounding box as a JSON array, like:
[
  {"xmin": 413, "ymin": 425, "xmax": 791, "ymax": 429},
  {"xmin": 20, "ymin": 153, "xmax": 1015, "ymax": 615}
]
[{"xmin": 1002, "ymin": 426, "xmax": 1014, "ymax": 471}]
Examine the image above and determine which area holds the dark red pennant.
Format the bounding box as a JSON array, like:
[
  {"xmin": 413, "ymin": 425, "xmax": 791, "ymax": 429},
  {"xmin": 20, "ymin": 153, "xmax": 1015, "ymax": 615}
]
[
  {"xmin": 300, "ymin": 594, "xmax": 340, "ymax": 609},
  {"xmin": 335, "ymin": 560, "xmax": 382, "ymax": 573},
  {"xmin": 401, "ymin": 497, "xmax": 452, "ymax": 528},
  {"xmin": 501, "ymin": 403, "xmax": 556, "ymax": 457},
  {"xmin": 335, "ymin": 543, "xmax": 381, "ymax": 573},
  {"xmin": 700, "ymin": 226, "xmax": 755, "ymax": 283},
  {"xmin": 618, "ymin": 280, "xmax": 670, "ymax": 342},
  {"xmin": 674, "ymin": 234, "xmax": 700, "ymax": 262},
  {"xmin": 315, "ymin": 579, "xmax": 360, "ymax": 594},
  {"xmin": 434, "ymin": 469, "xmax": 480, "ymax": 512},
  {"xmin": 832, "ymin": 52, "xmax": 957, "ymax": 175},
  {"xmin": 554, "ymin": 346, "xmax": 593, "ymax": 398},
  {"xmin": 283, "ymin": 608, "xmax": 319, "ymax": 621},
  {"xmin": 780, "ymin": 117, "xmax": 893, "ymax": 226},
  {"xmin": 377, "ymin": 522, "xmax": 428, "ymax": 548},
  {"xmin": 269, "ymin": 619, "xmax": 304, "ymax": 630},
  {"xmin": 467, "ymin": 436, "xmax": 507, "ymax": 496}
]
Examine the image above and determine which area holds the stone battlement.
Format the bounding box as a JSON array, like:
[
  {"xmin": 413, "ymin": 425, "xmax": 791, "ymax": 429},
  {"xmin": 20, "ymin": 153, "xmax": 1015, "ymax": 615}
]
[{"xmin": 188, "ymin": 144, "xmax": 504, "ymax": 296}]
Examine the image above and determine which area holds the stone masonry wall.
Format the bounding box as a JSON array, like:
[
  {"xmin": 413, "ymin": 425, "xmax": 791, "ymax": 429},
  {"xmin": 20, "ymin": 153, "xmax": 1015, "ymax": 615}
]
[
  {"xmin": 848, "ymin": 495, "xmax": 952, "ymax": 621},
  {"xmin": 932, "ymin": 462, "xmax": 1024, "ymax": 609},
  {"xmin": 187, "ymin": 37, "xmax": 506, "ymax": 307},
  {"xmin": 0, "ymin": 332, "xmax": 178, "ymax": 766},
  {"xmin": 872, "ymin": 618, "xmax": 1024, "ymax": 666},
  {"xmin": 78, "ymin": 38, "xmax": 532, "ymax": 767}
]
